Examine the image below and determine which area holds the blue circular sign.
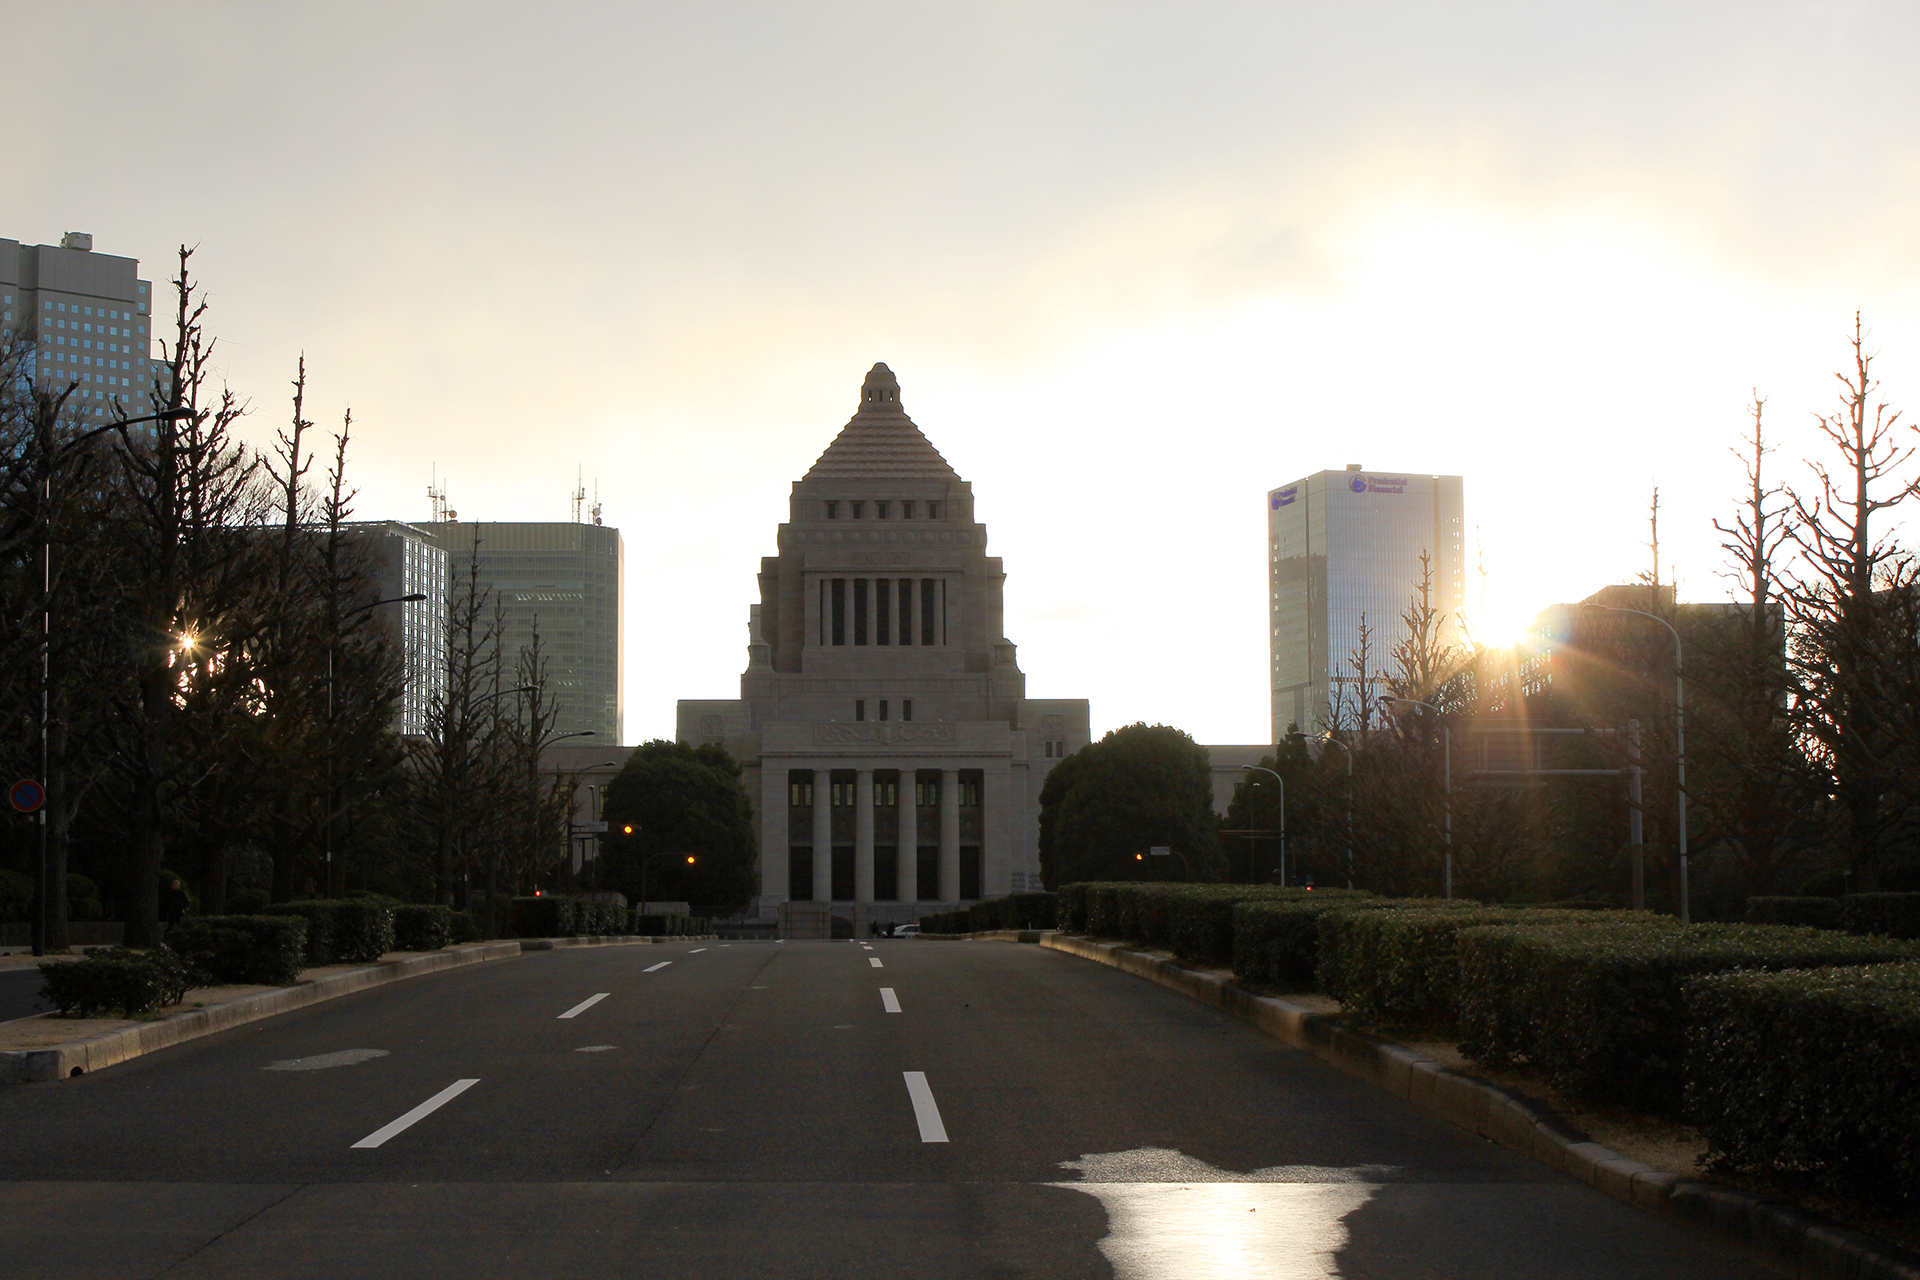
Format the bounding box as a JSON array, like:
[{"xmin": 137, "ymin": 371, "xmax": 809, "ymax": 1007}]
[
  {"xmin": 9, "ymin": 779, "xmax": 45, "ymax": 814},
  {"xmin": 1350, "ymin": 476, "xmax": 1367, "ymax": 494}
]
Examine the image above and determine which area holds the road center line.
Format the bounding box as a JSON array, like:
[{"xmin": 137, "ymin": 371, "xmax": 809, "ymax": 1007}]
[
  {"xmin": 880, "ymin": 987, "xmax": 901, "ymax": 1013},
  {"xmin": 689, "ymin": 947, "xmax": 708, "ymax": 953},
  {"xmin": 557, "ymin": 993, "xmax": 610, "ymax": 1020},
  {"xmin": 903, "ymin": 1071, "xmax": 949, "ymax": 1143},
  {"xmin": 869, "ymin": 957, "xmax": 883, "ymax": 968},
  {"xmin": 644, "ymin": 961, "xmax": 672, "ymax": 973},
  {"xmin": 350, "ymin": 1079, "xmax": 479, "ymax": 1149}
]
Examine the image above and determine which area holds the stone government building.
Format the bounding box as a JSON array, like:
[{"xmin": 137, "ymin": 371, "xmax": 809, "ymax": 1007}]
[{"xmin": 678, "ymin": 364, "xmax": 1090, "ymax": 930}]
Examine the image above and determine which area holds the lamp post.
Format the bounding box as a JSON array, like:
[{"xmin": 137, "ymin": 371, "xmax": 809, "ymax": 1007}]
[
  {"xmin": 1240, "ymin": 766, "xmax": 1286, "ymax": 886},
  {"xmin": 1382, "ymin": 695, "xmax": 1451, "ymax": 899},
  {"xmin": 32, "ymin": 402, "xmax": 195, "ymax": 957},
  {"xmin": 1583, "ymin": 604, "xmax": 1689, "ymax": 923},
  {"xmin": 1322, "ymin": 736, "xmax": 1355, "ymax": 889},
  {"xmin": 324, "ymin": 592, "xmax": 427, "ymax": 898}
]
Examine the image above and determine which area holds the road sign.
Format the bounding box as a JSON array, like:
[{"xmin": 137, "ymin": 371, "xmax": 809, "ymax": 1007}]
[
  {"xmin": 9, "ymin": 780, "xmax": 45, "ymax": 814},
  {"xmin": 1149, "ymin": 845, "xmax": 1170, "ymax": 857},
  {"xmin": 573, "ymin": 821, "xmax": 608, "ymax": 834}
]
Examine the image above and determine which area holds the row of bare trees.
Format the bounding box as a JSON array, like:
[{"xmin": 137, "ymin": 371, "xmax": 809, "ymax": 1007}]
[
  {"xmin": 1230, "ymin": 318, "xmax": 1920, "ymax": 911},
  {"xmin": 0, "ymin": 250, "xmax": 576, "ymax": 948}
]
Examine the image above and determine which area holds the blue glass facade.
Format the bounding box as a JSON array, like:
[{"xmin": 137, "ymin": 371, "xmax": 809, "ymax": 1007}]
[{"xmin": 1268, "ymin": 469, "xmax": 1465, "ymax": 742}]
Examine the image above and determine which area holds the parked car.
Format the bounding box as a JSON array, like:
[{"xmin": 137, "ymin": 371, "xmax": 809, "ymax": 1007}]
[{"xmin": 893, "ymin": 923, "xmax": 922, "ymax": 938}]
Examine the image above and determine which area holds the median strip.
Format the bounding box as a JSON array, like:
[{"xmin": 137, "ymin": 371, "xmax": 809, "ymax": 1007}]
[
  {"xmin": 351, "ymin": 1078, "xmax": 479, "ymax": 1149},
  {"xmin": 903, "ymin": 1071, "xmax": 948, "ymax": 1143}
]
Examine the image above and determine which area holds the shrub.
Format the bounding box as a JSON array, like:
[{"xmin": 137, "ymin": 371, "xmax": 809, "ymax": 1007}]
[
  {"xmin": 227, "ymin": 888, "xmax": 270, "ymax": 915},
  {"xmin": 331, "ymin": 900, "xmax": 396, "ymax": 961},
  {"xmin": 1685, "ymin": 961, "xmax": 1920, "ymax": 1209},
  {"xmin": 263, "ymin": 902, "xmax": 337, "ymax": 965},
  {"xmin": 510, "ymin": 895, "xmax": 574, "ymax": 938},
  {"xmin": 1058, "ymin": 883, "xmax": 1093, "ymax": 932},
  {"xmin": 39, "ymin": 947, "xmax": 193, "ymax": 1017},
  {"xmin": 919, "ymin": 909, "xmax": 970, "ymax": 933},
  {"xmin": 66, "ymin": 873, "xmax": 103, "ymax": 921},
  {"xmin": 1168, "ymin": 885, "xmax": 1338, "ymax": 967},
  {"xmin": 1841, "ymin": 892, "xmax": 1920, "ymax": 940},
  {"xmin": 1231, "ymin": 893, "xmax": 1383, "ymax": 989},
  {"xmin": 165, "ymin": 915, "xmax": 308, "ymax": 986},
  {"xmin": 1087, "ymin": 884, "xmax": 1126, "ymax": 937},
  {"xmin": 392, "ymin": 904, "xmax": 454, "ymax": 951},
  {"xmin": 967, "ymin": 898, "xmax": 1004, "ymax": 931},
  {"xmin": 0, "ymin": 868, "xmax": 33, "ymax": 921},
  {"xmin": 1322, "ymin": 905, "xmax": 1603, "ymax": 1032},
  {"xmin": 1744, "ymin": 896, "xmax": 1840, "ymax": 930},
  {"xmin": 448, "ymin": 909, "xmax": 481, "ymax": 944},
  {"xmin": 1000, "ymin": 892, "xmax": 1058, "ymax": 929},
  {"xmin": 1457, "ymin": 919, "xmax": 1916, "ymax": 1116}
]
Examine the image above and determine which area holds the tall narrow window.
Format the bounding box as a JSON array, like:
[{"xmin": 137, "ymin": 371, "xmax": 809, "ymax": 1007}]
[
  {"xmin": 879, "ymin": 698, "xmax": 889, "ymax": 721},
  {"xmin": 927, "ymin": 501, "xmax": 939, "ymax": 519},
  {"xmin": 899, "ymin": 577, "xmax": 912, "ymax": 644},
  {"xmin": 876, "ymin": 501, "xmax": 889, "ymax": 519},
  {"xmin": 902, "ymin": 699, "xmax": 913, "ymax": 722},
  {"xmin": 902, "ymin": 501, "xmax": 914, "ymax": 519},
  {"xmin": 820, "ymin": 579, "xmax": 828, "ymax": 645},
  {"xmin": 921, "ymin": 578, "xmax": 937, "ymax": 646},
  {"xmin": 876, "ymin": 578, "xmax": 891, "ymax": 645},
  {"xmin": 832, "ymin": 579, "xmax": 846, "ymax": 646},
  {"xmin": 853, "ymin": 578, "xmax": 868, "ymax": 645},
  {"xmin": 825, "ymin": 501, "xmax": 838, "ymax": 519},
  {"xmin": 855, "ymin": 699, "xmax": 866, "ymax": 722},
  {"xmin": 851, "ymin": 501, "xmax": 864, "ymax": 519}
]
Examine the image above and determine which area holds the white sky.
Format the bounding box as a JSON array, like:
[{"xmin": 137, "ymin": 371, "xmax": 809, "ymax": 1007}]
[{"xmin": 9, "ymin": 1, "xmax": 1920, "ymax": 745}]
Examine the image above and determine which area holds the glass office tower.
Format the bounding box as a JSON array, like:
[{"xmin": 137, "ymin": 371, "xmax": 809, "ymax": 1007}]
[{"xmin": 1268, "ymin": 467, "xmax": 1465, "ymax": 743}]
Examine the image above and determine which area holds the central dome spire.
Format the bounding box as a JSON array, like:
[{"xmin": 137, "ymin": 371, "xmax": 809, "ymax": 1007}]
[{"xmin": 801, "ymin": 362, "xmax": 959, "ymax": 482}]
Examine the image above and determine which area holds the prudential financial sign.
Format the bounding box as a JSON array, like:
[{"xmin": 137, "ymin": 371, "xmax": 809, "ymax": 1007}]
[{"xmin": 1349, "ymin": 475, "xmax": 1408, "ymax": 495}]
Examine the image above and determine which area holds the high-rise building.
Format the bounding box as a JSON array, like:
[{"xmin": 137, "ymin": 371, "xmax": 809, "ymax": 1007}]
[
  {"xmin": 340, "ymin": 521, "xmax": 450, "ymax": 738},
  {"xmin": 677, "ymin": 363, "xmax": 1090, "ymax": 927},
  {"xmin": 425, "ymin": 520, "xmax": 623, "ymax": 743},
  {"xmin": 0, "ymin": 233, "xmax": 168, "ymax": 418},
  {"xmin": 1268, "ymin": 466, "xmax": 1465, "ymax": 742}
]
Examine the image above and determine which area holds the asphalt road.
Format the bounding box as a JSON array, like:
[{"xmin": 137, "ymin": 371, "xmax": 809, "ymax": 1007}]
[{"xmin": 0, "ymin": 938, "xmax": 1775, "ymax": 1279}]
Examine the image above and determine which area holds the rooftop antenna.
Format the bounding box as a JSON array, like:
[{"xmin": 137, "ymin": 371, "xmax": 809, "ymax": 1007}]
[
  {"xmin": 571, "ymin": 468, "xmax": 587, "ymax": 524},
  {"xmin": 427, "ymin": 466, "xmax": 451, "ymax": 523},
  {"xmin": 591, "ymin": 478, "xmax": 603, "ymax": 526}
]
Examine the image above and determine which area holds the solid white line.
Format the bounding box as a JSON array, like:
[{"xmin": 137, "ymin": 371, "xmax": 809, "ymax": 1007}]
[
  {"xmin": 880, "ymin": 987, "xmax": 901, "ymax": 1014},
  {"xmin": 557, "ymin": 993, "xmax": 610, "ymax": 1020},
  {"xmin": 351, "ymin": 1079, "xmax": 479, "ymax": 1149},
  {"xmin": 869, "ymin": 957, "xmax": 883, "ymax": 968},
  {"xmin": 644, "ymin": 961, "xmax": 672, "ymax": 973},
  {"xmin": 903, "ymin": 1072, "xmax": 948, "ymax": 1143},
  {"xmin": 689, "ymin": 947, "xmax": 708, "ymax": 953}
]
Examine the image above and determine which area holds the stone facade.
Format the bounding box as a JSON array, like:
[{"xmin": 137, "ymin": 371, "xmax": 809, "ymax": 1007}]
[{"xmin": 677, "ymin": 363, "xmax": 1090, "ymax": 928}]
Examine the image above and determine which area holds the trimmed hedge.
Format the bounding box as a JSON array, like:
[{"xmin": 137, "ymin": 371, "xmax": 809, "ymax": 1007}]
[
  {"xmin": 510, "ymin": 895, "xmax": 574, "ymax": 938},
  {"xmin": 393, "ymin": 904, "xmax": 454, "ymax": 951},
  {"xmin": 633, "ymin": 914, "xmax": 708, "ymax": 936},
  {"xmin": 1231, "ymin": 893, "xmax": 1397, "ymax": 989},
  {"xmin": 449, "ymin": 908, "xmax": 481, "ymax": 944},
  {"xmin": 1319, "ymin": 905, "xmax": 1606, "ymax": 1033},
  {"xmin": 965, "ymin": 892, "xmax": 1057, "ymax": 931},
  {"xmin": 39, "ymin": 947, "xmax": 193, "ymax": 1017},
  {"xmin": 264, "ymin": 900, "xmax": 395, "ymax": 965},
  {"xmin": 1057, "ymin": 883, "xmax": 1093, "ymax": 932},
  {"xmin": 1744, "ymin": 896, "xmax": 1840, "ymax": 929},
  {"xmin": 1166, "ymin": 886, "xmax": 1367, "ymax": 968},
  {"xmin": 919, "ymin": 909, "xmax": 970, "ymax": 933},
  {"xmin": 1840, "ymin": 892, "xmax": 1920, "ymax": 940},
  {"xmin": 165, "ymin": 915, "xmax": 308, "ymax": 986},
  {"xmin": 1686, "ymin": 961, "xmax": 1920, "ymax": 1209},
  {"xmin": 1457, "ymin": 920, "xmax": 1917, "ymax": 1116}
]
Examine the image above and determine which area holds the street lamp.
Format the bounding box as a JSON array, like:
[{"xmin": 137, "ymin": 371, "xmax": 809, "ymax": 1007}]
[
  {"xmin": 1322, "ymin": 736, "xmax": 1355, "ymax": 890},
  {"xmin": 324, "ymin": 592, "xmax": 427, "ymax": 898},
  {"xmin": 1583, "ymin": 604, "xmax": 1690, "ymax": 923},
  {"xmin": 32, "ymin": 402, "xmax": 194, "ymax": 956},
  {"xmin": 1240, "ymin": 766, "xmax": 1287, "ymax": 886},
  {"xmin": 1381, "ymin": 695, "xmax": 1451, "ymax": 899}
]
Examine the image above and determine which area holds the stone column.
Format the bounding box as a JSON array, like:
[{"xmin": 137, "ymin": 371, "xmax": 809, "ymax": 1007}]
[
  {"xmin": 812, "ymin": 768, "xmax": 832, "ymax": 903},
  {"xmin": 855, "ymin": 768, "xmax": 875, "ymax": 905},
  {"xmin": 939, "ymin": 767, "xmax": 961, "ymax": 902},
  {"xmin": 983, "ymin": 761, "xmax": 1013, "ymax": 899},
  {"xmin": 761, "ymin": 766, "xmax": 789, "ymax": 905},
  {"xmin": 899, "ymin": 770, "xmax": 920, "ymax": 905}
]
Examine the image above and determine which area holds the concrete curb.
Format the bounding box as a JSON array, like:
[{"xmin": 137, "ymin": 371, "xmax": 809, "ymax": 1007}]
[
  {"xmin": 517, "ymin": 934, "xmax": 717, "ymax": 951},
  {"xmin": 1034, "ymin": 932, "xmax": 1920, "ymax": 1280},
  {"xmin": 0, "ymin": 942, "xmax": 521, "ymax": 1085}
]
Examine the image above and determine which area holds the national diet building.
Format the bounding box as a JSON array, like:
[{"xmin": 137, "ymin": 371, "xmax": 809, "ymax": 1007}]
[{"xmin": 678, "ymin": 364, "xmax": 1090, "ymax": 929}]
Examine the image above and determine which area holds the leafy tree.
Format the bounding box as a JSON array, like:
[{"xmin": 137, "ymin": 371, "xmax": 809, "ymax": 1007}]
[
  {"xmin": 1037, "ymin": 723, "xmax": 1222, "ymax": 887},
  {"xmin": 599, "ymin": 741, "xmax": 756, "ymax": 914}
]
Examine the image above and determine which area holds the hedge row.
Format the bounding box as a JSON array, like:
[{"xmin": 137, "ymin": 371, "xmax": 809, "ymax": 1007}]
[
  {"xmin": 393, "ymin": 904, "xmax": 454, "ymax": 951},
  {"xmin": 1686, "ymin": 961, "xmax": 1920, "ymax": 1209},
  {"xmin": 164, "ymin": 915, "xmax": 308, "ymax": 986},
  {"xmin": 634, "ymin": 913, "xmax": 710, "ymax": 936},
  {"xmin": 1457, "ymin": 920, "xmax": 1919, "ymax": 1117},
  {"xmin": 263, "ymin": 900, "xmax": 395, "ymax": 965},
  {"xmin": 39, "ymin": 946, "xmax": 193, "ymax": 1017}
]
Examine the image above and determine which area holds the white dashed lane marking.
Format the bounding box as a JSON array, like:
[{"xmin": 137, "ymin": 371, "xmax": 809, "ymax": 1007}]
[
  {"xmin": 350, "ymin": 1079, "xmax": 479, "ymax": 1149},
  {"xmin": 689, "ymin": 948, "xmax": 708, "ymax": 953},
  {"xmin": 557, "ymin": 993, "xmax": 610, "ymax": 1020},
  {"xmin": 903, "ymin": 1072, "xmax": 949, "ymax": 1143},
  {"xmin": 644, "ymin": 961, "xmax": 672, "ymax": 973},
  {"xmin": 880, "ymin": 988, "xmax": 901, "ymax": 1013},
  {"xmin": 869, "ymin": 957, "xmax": 883, "ymax": 968}
]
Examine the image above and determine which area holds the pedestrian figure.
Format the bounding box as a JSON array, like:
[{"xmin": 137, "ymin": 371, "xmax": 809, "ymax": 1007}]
[{"xmin": 159, "ymin": 879, "xmax": 190, "ymax": 938}]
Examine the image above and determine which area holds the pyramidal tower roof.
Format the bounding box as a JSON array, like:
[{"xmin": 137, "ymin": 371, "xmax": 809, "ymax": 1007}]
[{"xmin": 801, "ymin": 363, "xmax": 960, "ymax": 482}]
